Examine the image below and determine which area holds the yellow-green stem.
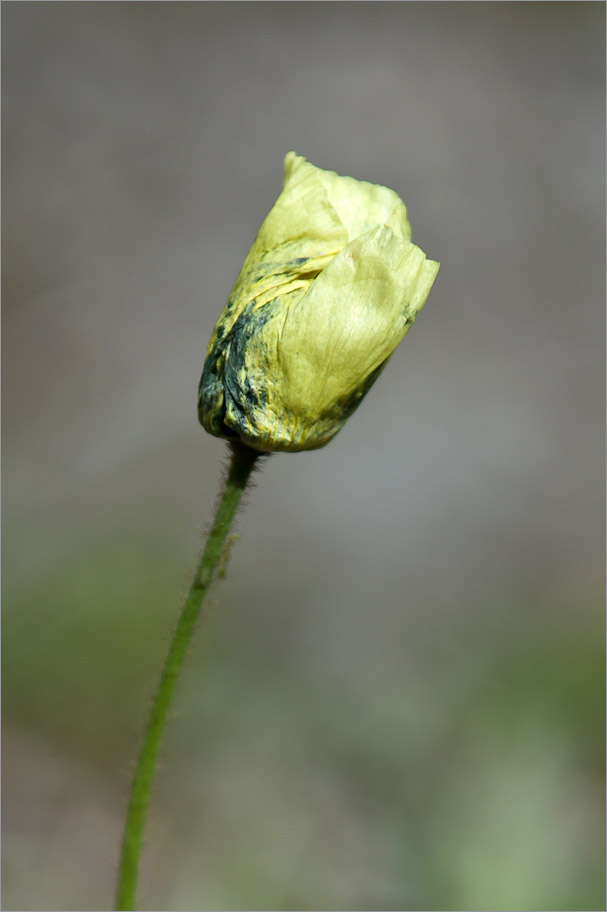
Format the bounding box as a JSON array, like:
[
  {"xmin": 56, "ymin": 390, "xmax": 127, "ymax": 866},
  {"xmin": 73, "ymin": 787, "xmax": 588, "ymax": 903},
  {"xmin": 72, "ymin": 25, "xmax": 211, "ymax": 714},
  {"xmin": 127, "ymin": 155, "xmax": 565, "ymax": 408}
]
[{"xmin": 115, "ymin": 442, "xmax": 260, "ymax": 910}]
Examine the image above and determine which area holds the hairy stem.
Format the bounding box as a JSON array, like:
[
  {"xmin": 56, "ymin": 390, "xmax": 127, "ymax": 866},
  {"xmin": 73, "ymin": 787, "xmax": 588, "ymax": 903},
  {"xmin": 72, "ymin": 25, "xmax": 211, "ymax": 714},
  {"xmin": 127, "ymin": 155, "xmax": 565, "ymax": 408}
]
[{"xmin": 115, "ymin": 442, "xmax": 260, "ymax": 910}]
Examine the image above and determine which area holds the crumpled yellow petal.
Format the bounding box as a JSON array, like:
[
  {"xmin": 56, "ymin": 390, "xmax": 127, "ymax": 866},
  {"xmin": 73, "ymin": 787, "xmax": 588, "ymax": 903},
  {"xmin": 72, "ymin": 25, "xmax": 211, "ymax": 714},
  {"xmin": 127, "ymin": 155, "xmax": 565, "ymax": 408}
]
[
  {"xmin": 287, "ymin": 152, "xmax": 412, "ymax": 244},
  {"xmin": 276, "ymin": 225, "xmax": 437, "ymax": 413}
]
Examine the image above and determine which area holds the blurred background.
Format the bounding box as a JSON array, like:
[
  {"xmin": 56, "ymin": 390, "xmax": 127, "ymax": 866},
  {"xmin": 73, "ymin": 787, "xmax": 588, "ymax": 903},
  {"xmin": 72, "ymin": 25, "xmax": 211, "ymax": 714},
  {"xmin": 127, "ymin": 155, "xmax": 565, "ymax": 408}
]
[{"xmin": 2, "ymin": 3, "xmax": 605, "ymax": 910}]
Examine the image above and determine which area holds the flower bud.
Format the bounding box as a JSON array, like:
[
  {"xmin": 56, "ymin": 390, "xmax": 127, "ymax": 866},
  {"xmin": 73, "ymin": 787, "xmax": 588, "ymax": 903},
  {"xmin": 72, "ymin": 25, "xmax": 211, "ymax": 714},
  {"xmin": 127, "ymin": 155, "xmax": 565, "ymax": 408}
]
[{"xmin": 198, "ymin": 152, "xmax": 439, "ymax": 452}]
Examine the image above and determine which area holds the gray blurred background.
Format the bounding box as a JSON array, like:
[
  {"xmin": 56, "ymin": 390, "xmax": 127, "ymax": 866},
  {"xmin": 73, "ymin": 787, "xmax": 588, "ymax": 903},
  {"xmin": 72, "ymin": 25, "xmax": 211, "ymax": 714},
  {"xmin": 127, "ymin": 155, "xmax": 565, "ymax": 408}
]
[{"xmin": 2, "ymin": 3, "xmax": 605, "ymax": 910}]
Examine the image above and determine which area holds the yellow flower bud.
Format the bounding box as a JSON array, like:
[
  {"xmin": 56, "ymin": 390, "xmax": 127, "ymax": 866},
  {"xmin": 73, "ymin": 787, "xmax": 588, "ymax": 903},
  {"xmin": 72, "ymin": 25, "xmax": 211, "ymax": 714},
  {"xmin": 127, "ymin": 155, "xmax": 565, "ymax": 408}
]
[{"xmin": 198, "ymin": 152, "xmax": 439, "ymax": 453}]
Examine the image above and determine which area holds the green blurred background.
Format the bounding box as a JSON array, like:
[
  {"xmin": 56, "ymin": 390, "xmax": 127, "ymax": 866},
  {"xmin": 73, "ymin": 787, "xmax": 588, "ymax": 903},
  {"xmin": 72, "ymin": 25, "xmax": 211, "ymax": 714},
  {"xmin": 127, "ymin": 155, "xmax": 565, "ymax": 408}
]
[{"xmin": 2, "ymin": 3, "xmax": 605, "ymax": 910}]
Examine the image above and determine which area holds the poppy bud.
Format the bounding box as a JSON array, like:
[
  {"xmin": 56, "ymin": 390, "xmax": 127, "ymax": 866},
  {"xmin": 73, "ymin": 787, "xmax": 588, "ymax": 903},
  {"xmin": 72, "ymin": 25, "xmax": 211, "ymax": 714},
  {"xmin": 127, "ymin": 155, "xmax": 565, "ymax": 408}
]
[{"xmin": 198, "ymin": 152, "xmax": 439, "ymax": 452}]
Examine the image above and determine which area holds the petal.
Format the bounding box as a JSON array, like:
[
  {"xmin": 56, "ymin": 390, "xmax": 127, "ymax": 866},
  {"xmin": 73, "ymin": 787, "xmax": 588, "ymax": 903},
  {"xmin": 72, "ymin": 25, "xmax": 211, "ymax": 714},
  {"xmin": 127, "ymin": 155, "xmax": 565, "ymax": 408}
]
[
  {"xmin": 208, "ymin": 154, "xmax": 349, "ymax": 349},
  {"xmin": 284, "ymin": 152, "xmax": 411, "ymax": 243},
  {"xmin": 271, "ymin": 225, "xmax": 439, "ymax": 417},
  {"xmin": 251, "ymin": 153, "xmax": 347, "ymax": 260}
]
